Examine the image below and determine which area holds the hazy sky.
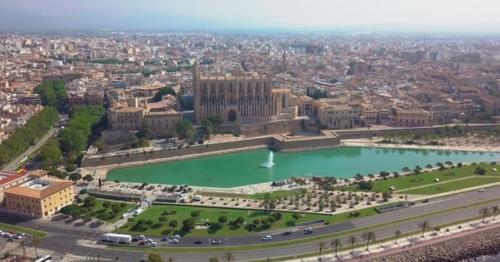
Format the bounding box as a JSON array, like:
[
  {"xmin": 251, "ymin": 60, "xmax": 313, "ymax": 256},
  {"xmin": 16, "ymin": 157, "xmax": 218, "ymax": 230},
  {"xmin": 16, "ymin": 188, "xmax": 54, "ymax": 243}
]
[{"xmin": 1, "ymin": 0, "xmax": 500, "ymax": 32}]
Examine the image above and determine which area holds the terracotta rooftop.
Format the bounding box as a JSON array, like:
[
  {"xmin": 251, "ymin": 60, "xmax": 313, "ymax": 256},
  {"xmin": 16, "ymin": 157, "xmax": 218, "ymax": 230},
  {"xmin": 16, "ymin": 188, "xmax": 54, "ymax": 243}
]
[
  {"xmin": 0, "ymin": 172, "xmax": 28, "ymax": 187},
  {"xmin": 4, "ymin": 179, "xmax": 73, "ymax": 199}
]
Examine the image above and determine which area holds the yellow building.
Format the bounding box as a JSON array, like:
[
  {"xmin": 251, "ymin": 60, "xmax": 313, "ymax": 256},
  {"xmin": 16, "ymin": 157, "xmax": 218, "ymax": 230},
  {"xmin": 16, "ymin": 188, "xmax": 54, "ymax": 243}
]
[
  {"xmin": 313, "ymin": 98, "xmax": 362, "ymax": 129},
  {"xmin": 4, "ymin": 179, "xmax": 74, "ymax": 218}
]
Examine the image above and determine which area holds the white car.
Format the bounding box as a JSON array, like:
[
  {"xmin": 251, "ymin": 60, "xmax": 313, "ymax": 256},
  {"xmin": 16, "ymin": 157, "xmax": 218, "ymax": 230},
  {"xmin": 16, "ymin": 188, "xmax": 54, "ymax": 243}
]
[
  {"xmin": 262, "ymin": 235, "xmax": 272, "ymax": 241},
  {"xmin": 168, "ymin": 239, "xmax": 179, "ymax": 244},
  {"xmin": 479, "ymin": 188, "xmax": 486, "ymax": 192}
]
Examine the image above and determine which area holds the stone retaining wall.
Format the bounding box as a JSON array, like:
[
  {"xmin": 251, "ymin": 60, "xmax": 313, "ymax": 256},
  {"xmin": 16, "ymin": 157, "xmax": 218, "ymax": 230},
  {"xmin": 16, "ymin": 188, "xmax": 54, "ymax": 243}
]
[{"xmin": 81, "ymin": 133, "xmax": 340, "ymax": 167}]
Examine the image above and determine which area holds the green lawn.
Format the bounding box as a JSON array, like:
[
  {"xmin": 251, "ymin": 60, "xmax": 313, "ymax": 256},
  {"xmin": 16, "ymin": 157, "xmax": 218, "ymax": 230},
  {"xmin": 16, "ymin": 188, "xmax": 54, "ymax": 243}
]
[
  {"xmin": 344, "ymin": 163, "xmax": 500, "ymax": 193},
  {"xmin": 91, "ymin": 199, "xmax": 138, "ymax": 222},
  {"xmin": 0, "ymin": 222, "xmax": 47, "ymax": 238},
  {"xmin": 117, "ymin": 204, "xmax": 377, "ymax": 237},
  {"xmin": 399, "ymin": 176, "xmax": 500, "ymax": 195},
  {"xmin": 61, "ymin": 197, "xmax": 138, "ymax": 223}
]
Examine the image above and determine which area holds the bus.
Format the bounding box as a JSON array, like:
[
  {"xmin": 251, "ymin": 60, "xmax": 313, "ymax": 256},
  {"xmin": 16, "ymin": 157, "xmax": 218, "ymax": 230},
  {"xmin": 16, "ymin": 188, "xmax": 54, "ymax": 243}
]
[{"xmin": 34, "ymin": 255, "xmax": 52, "ymax": 262}]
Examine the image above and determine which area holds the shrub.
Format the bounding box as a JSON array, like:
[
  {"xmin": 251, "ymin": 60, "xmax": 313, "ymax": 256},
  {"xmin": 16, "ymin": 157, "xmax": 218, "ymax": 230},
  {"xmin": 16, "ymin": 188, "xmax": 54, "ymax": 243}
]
[
  {"xmin": 190, "ymin": 210, "xmax": 200, "ymax": 217},
  {"xmin": 161, "ymin": 229, "xmax": 172, "ymax": 235},
  {"xmin": 209, "ymin": 222, "xmax": 223, "ymax": 231},
  {"xmin": 218, "ymin": 216, "xmax": 228, "ymax": 223},
  {"xmin": 286, "ymin": 220, "xmax": 295, "ymax": 227},
  {"xmin": 169, "ymin": 220, "xmax": 178, "ymax": 228},
  {"xmin": 151, "ymin": 223, "xmax": 163, "ymax": 229},
  {"xmin": 266, "ymin": 216, "xmax": 276, "ymax": 224},
  {"xmin": 357, "ymin": 181, "xmax": 373, "ymax": 191}
]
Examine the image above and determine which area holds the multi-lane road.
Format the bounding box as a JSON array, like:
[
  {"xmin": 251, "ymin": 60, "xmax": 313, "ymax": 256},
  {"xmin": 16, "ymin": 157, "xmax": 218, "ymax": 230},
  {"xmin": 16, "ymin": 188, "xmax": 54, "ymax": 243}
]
[{"xmin": 10, "ymin": 185, "xmax": 500, "ymax": 262}]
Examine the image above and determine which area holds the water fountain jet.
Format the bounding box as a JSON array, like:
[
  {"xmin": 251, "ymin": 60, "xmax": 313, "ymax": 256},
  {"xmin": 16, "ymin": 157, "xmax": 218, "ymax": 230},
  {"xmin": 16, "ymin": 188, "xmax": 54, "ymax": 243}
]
[{"xmin": 261, "ymin": 151, "xmax": 274, "ymax": 168}]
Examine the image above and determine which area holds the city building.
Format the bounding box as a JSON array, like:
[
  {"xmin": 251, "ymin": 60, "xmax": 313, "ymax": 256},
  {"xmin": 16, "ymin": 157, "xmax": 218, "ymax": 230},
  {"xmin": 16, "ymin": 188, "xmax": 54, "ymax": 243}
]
[
  {"xmin": 192, "ymin": 63, "xmax": 298, "ymax": 135},
  {"xmin": 390, "ymin": 107, "xmax": 431, "ymax": 127},
  {"xmin": 4, "ymin": 178, "xmax": 74, "ymax": 218},
  {"xmin": 108, "ymin": 96, "xmax": 181, "ymax": 138},
  {"xmin": 313, "ymin": 98, "xmax": 362, "ymax": 129},
  {"xmin": 0, "ymin": 171, "xmax": 31, "ymax": 205}
]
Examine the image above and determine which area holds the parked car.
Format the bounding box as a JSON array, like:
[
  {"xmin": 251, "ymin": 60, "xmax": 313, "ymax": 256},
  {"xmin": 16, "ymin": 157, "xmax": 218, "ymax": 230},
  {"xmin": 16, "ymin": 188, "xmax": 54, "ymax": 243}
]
[
  {"xmin": 161, "ymin": 236, "xmax": 169, "ymax": 241},
  {"xmin": 138, "ymin": 240, "xmax": 146, "ymax": 246},
  {"xmin": 193, "ymin": 240, "xmax": 202, "ymax": 245},
  {"xmin": 304, "ymin": 227, "xmax": 313, "ymax": 234},
  {"xmin": 282, "ymin": 231, "xmax": 292, "ymax": 236},
  {"xmin": 479, "ymin": 188, "xmax": 486, "ymax": 192}
]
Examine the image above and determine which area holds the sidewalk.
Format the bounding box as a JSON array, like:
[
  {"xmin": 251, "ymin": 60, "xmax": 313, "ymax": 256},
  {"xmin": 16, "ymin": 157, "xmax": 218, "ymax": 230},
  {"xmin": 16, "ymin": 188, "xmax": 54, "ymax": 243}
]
[{"xmin": 288, "ymin": 216, "xmax": 500, "ymax": 262}]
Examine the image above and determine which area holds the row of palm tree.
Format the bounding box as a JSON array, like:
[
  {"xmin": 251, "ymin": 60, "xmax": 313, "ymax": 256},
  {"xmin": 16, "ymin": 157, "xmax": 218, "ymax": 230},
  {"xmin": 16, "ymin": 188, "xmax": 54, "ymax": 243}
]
[
  {"xmin": 479, "ymin": 205, "xmax": 499, "ymax": 223},
  {"xmin": 318, "ymin": 231, "xmax": 377, "ymax": 259}
]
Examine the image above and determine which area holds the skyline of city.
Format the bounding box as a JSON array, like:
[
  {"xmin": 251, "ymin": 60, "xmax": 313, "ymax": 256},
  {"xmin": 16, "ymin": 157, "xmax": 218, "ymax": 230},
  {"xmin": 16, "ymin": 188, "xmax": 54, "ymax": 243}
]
[{"xmin": 1, "ymin": 0, "xmax": 500, "ymax": 33}]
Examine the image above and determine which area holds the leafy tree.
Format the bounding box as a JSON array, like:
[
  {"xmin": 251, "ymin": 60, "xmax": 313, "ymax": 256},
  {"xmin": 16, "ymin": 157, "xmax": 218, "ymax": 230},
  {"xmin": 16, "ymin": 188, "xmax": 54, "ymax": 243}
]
[
  {"xmin": 68, "ymin": 173, "xmax": 82, "ymax": 181},
  {"xmin": 34, "ymin": 80, "xmax": 67, "ymax": 111},
  {"xmin": 83, "ymin": 174, "xmax": 94, "ymax": 182},
  {"xmin": 147, "ymin": 253, "xmax": 164, "ymax": 262},
  {"xmin": 59, "ymin": 106, "xmax": 105, "ymax": 154},
  {"xmin": 206, "ymin": 115, "xmax": 224, "ymax": 132},
  {"xmin": 60, "ymin": 127, "xmax": 87, "ymax": 153},
  {"xmin": 218, "ymin": 216, "xmax": 228, "ymax": 223},
  {"xmin": 153, "ymin": 86, "xmax": 176, "ymax": 102},
  {"xmin": 223, "ymin": 252, "xmax": 234, "ymax": 262},
  {"xmin": 357, "ymin": 181, "xmax": 373, "ymax": 191},
  {"xmin": 175, "ymin": 119, "xmax": 194, "ymax": 141},
  {"xmin": 137, "ymin": 122, "xmax": 152, "ymax": 140},
  {"xmin": 209, "ymin": 257, "xmax": 219, "ymax": 262},
  {"xmin": 200, "ymin": 119, "xmax": 213, "ymax": 139},
  {"xmin": 475, "ymin": 166, "xmax": 487, "ymax": 175},
  {"xmin": 0, "ymin": 107, "xmax": 58, "ymax": 167},
  {"xmin": 39, "ymin": 139, "xmax": 63, "ymax": 168}
]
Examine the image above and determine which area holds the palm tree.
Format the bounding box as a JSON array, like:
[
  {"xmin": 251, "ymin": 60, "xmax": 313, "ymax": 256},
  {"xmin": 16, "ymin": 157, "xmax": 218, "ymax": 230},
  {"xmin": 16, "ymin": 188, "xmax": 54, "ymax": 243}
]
[
  {"xmin": 331, "ymin": 238, "xmax": 342, "ymax": 257},
  {"xmin": 479, "ymin": 207, "xmax": 491, "ymax": 223},
  {"xmin": 395, "ymin": 230, "xmax": 401, "ymax": 244},
  {"xmin": 223, "ymin": 252, "xmax": 234, "ymax": 262},
  {"xmin": 32, "ymin": 236, "xmax": 40, "ymax": 258},
  {"xmin": 362, "ymin": 231, "xmax": 376, "ymax": 251},
  {"xmin": 419, "ymin": 221, "xmax": 430, "ymax": 238},
  {"xmin": 318, "ymin": 242, "xmax": 326, "ymax": 259},
  {"xmin": 492, "ymin": 206, "xmax": 499, "ymax": 220},
  {"xmin": 349, "ymin": 236, "xmax": 357, "ymax": 253}
]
